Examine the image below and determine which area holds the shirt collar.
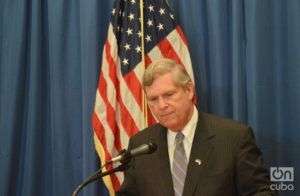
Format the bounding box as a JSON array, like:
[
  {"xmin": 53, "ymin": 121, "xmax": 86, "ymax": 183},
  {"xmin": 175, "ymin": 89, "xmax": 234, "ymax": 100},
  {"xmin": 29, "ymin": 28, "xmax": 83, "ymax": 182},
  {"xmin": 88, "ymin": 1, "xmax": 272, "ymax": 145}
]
[
  {"xmin": 168, "ymin": 106, "xmax": 198, "ymax": 144},
  {"xmin": 181, "ymin": 106, "xmax": 198, "ymax": 144}
]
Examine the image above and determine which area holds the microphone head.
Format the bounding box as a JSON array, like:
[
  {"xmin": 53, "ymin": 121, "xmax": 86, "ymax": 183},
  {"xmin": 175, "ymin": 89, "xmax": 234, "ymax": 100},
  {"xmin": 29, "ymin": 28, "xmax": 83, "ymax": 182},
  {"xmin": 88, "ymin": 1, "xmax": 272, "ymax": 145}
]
[
  {"xmin": 130, "ymin": 142, "xmax": 158, "ymax": 157},
  {"xmin": 120, "ymin": 142, "xmax": 158, "ymax": 164},
  {"xmin": 147, "ymin": 142, "xmax": 157, "ymax": 154}
]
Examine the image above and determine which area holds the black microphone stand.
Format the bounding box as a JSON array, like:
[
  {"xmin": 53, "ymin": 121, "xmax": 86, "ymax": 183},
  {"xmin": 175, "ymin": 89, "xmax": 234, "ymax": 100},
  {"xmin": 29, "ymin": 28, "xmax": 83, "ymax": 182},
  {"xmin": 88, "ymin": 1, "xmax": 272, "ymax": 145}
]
[
  {"xmin": 72, "ymin": 163, "xmax": 129, "ymax": 196},
  {"xmin": 72, "ymin": 142, "xmax": 157, "ymax": 196}
]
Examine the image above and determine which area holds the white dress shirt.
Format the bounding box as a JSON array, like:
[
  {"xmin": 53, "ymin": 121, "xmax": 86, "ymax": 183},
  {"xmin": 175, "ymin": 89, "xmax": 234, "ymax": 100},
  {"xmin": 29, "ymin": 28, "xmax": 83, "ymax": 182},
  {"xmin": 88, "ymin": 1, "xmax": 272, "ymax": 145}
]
[{"xmin": 167, "ymin": 106, "xmax": 198, "ymax": 169}]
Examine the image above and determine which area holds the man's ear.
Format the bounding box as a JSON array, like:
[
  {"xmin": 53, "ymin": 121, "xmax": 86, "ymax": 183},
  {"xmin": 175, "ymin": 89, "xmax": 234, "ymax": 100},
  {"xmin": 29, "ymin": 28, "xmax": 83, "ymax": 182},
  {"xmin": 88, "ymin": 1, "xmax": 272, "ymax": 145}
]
[{"xmin": 186, "ymin": 82, "xmax": 195, "ymax": 100}]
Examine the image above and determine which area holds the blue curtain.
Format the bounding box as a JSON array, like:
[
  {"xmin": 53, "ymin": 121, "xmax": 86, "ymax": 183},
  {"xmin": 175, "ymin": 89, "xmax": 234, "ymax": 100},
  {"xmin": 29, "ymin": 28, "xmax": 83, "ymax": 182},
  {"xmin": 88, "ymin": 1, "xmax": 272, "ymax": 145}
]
[{"xmin": 0, "ymin": 0, "xmax": 299, "ymax": 196}]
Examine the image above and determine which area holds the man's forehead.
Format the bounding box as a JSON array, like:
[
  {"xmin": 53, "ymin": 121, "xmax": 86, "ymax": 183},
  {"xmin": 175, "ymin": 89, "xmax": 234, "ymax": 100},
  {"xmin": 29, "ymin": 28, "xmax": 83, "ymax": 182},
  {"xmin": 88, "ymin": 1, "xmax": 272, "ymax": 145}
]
[
  {"xmin": 145, "ymin": 83, "xmax": 181, "ymax": 98},
  {"xmin": 151, "ymin": 72, "xmax": 177, "ymax": 85}
]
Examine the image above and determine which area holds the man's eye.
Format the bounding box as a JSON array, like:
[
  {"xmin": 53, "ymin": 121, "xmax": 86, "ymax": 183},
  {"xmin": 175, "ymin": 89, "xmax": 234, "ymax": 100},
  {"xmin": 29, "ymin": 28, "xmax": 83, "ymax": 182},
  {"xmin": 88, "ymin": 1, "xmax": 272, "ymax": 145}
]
[
  {"xmin": 149, "ymin": 97, "xmax": 157, "ymax": 102},
  {"xmin": 166, "ymin": 92, "xmax": 174, "ymax": 97}
]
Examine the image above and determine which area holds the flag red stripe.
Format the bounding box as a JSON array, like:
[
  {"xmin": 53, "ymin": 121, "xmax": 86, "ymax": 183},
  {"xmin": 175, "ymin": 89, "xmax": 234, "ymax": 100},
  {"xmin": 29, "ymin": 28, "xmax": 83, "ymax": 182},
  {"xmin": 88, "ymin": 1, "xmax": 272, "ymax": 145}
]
[
  {"xmin": 118, "ymin": 99, "xmax": 139, "ymax": 137},
  {"xmin": 92, "ymin": 113, "xmax": 121, "ymax": 190},
  {"xmin": 175, "ymin": 26, "xmax": 188, "ymax": 46},
  {"xmin": 105, "ymin": 41, "xmax": 118, "ymax": 88},
  {"xmin": 157, "ymin": 38, "xmax": 183, "ymax": 66},
  {"xmin": 98, "ymin": 72, "xmax": 122, "ymax": 151},
  {"xmin": 147, "ymin": 106, "xmax": 156, "ymax": 126},
  {"xmin": 105, "ymin": 41, "xmax": 139, "ymax": 137},
  {"xmin": 145, "ymin": 54, "xmax": 152, "ymax": 67},
  {"xmin": 123, "ymin": 71, "xmax": 143, "ymax": 109}
]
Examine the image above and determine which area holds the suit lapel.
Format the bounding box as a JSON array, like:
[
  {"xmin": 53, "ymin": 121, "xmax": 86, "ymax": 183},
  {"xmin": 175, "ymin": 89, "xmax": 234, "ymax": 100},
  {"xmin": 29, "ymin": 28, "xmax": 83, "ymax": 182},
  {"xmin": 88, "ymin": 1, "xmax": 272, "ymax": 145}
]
[
  {"xmin": 155, "ymin": 126, "xmax": 174, "ymax": 196},
  {"xmin": 183, "ymin": 114, "xmax": 216, "ymax": 196}
]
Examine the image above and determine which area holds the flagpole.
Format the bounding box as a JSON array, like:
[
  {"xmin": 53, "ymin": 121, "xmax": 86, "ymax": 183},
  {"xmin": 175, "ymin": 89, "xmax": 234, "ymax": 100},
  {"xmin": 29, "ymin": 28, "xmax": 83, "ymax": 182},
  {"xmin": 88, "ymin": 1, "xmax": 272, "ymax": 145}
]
[{"xmin": 139, "ymin": 0, "xmax": 148, "ymax": 127}]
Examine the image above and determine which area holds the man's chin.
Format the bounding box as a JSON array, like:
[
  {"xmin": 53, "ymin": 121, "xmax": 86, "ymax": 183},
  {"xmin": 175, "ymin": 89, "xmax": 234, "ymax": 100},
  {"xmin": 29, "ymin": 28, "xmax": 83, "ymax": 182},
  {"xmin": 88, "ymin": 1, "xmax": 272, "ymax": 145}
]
[{"xmin": 160, "ymin": 122, "xmax": 180, "ymax": 131}]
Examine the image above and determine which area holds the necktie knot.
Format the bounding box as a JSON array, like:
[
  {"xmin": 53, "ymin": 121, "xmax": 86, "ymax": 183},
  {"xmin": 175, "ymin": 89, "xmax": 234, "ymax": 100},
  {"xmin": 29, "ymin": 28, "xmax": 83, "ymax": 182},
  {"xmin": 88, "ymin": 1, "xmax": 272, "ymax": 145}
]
[{"xmin": 175, "ymin": 132, "xmax": 185, "ymax": 144}]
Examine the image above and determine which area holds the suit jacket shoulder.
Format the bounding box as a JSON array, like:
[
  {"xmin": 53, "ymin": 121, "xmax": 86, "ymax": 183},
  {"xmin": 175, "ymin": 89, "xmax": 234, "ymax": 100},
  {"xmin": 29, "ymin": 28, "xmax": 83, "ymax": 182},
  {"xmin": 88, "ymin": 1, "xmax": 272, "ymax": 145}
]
[
  {"xmin": 199, "ymin": 112, "xmax": 249, "ymax": 134},
  {"xmin": 128, "ymin": 123, "xmax": 165, "ymax": 149},
  {"xmin": 198, "ymin": 112, "xmax": 256, "ymax": 147}
]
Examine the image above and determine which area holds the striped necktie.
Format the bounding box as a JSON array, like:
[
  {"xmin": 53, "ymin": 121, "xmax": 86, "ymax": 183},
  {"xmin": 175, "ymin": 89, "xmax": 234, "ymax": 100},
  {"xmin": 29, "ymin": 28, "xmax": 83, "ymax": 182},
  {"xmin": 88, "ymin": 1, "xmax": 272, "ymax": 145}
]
[{"xmin": 172, "ymin": 132, "xmax": 188, "ymax": 196}]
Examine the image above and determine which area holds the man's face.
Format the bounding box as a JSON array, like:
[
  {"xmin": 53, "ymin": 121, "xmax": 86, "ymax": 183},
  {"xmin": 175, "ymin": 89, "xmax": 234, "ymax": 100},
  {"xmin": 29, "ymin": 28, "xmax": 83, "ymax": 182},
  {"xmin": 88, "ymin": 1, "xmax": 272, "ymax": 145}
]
[{"xmin": 145, "ymin": 73, "xmax": 195, "ymax": 132}]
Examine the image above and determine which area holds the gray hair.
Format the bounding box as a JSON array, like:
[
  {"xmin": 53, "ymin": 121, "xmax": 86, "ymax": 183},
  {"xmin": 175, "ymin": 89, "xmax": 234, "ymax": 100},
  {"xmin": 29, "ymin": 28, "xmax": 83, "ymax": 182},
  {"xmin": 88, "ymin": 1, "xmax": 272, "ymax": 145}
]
[{"xmin": 142, "ymin": 58, "xmax": 192, "ymax": 88}]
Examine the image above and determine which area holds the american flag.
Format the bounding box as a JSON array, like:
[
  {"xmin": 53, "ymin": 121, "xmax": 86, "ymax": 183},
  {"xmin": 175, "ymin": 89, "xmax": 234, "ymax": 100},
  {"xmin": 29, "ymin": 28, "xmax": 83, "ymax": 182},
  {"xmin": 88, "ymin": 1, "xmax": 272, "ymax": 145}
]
[{"xmin": 92, "ymin": 0, "xmax": 194, "ymax": 195}]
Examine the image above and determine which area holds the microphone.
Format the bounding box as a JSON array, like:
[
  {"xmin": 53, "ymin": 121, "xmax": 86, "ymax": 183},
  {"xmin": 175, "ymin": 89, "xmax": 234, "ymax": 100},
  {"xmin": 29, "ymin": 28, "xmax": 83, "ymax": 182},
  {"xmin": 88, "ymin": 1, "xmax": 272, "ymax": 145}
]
[
  {"xmin": 106, "ymin": 142, "xmax": 157, "ymax": 165},
  {"xmin": 72, "ymin": 142, "xmax": 157, "ymax": 196}
]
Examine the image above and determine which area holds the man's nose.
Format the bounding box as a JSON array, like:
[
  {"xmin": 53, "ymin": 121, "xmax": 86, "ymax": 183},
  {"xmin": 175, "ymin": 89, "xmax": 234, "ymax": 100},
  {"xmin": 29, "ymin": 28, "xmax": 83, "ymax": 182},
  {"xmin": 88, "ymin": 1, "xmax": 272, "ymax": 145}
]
[{"xmin": 157, "ymin": 97, "xmax": 168, "ymax": 109}]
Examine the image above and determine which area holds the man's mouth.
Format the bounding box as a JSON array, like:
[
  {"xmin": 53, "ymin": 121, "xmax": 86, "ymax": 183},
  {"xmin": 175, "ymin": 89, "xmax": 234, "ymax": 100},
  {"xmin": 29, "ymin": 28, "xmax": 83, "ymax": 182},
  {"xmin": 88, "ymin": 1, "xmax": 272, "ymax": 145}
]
[{"xmin": 159, "ymin": 112, "xmax": 173, "ymax": 118}]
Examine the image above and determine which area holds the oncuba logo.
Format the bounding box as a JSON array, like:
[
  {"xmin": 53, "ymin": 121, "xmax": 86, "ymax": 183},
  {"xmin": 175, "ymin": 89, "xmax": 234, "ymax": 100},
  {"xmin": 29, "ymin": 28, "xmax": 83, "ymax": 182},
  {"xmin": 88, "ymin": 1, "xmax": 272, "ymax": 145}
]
[{"xmin": 270, "ymin": 167, "xmax": 295, "ymax": 191}]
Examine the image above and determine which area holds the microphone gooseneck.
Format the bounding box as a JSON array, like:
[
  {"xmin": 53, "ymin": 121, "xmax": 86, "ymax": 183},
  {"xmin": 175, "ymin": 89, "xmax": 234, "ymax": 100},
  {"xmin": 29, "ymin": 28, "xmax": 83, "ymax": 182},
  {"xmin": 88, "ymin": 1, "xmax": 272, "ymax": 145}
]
[{"xmin": 72, "ymin": 142, "xmax": 157, "ymax": 196}]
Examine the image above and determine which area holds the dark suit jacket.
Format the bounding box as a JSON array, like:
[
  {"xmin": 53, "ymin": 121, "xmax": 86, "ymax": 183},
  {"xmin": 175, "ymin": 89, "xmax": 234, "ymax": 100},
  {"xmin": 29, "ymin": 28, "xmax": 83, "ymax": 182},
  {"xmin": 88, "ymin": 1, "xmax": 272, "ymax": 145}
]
[{"xmin": 117, "ymin": 112, "xmax": 276, "ymax": 196}]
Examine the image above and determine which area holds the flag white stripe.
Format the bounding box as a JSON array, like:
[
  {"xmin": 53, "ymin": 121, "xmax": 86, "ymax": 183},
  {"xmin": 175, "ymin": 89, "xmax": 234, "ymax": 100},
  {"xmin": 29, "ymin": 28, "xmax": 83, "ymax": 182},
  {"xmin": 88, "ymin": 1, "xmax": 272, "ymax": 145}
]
[
  {"xmin": 116, "ymin": 57, "xmax": 145, "ymax": 130},
  {"xmin": 147, "ymin": 45, "xmax": 164, "ymax": 62},
  {"xmin": 107, "ymin": 32, "xmax": 145, "ymax": 131},
  {"xmin": 132, "ymin": 62, "xmax": 145, "ymax": 84},
  {"xmin": 102, "ymin": 52, "xmax": 130, "ymax": 148},
  {"xmin": 94, "ymin": 91, "xmax": 118, "ymax": 157},
  {"xmin": 102, "ymin": 49, "xmax": 117, "ymax": 110},
  {"xmin": 166, "ymin": 29, "xmax": 195, "ymax": 82}
]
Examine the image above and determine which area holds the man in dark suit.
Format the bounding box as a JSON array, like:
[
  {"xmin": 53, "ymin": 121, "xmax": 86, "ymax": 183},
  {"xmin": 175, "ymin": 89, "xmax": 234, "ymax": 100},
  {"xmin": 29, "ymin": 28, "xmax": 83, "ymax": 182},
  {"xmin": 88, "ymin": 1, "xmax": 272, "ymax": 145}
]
[{"xmin": 117, "ymin": 58, "xmax": 275, "ymax": 196}]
